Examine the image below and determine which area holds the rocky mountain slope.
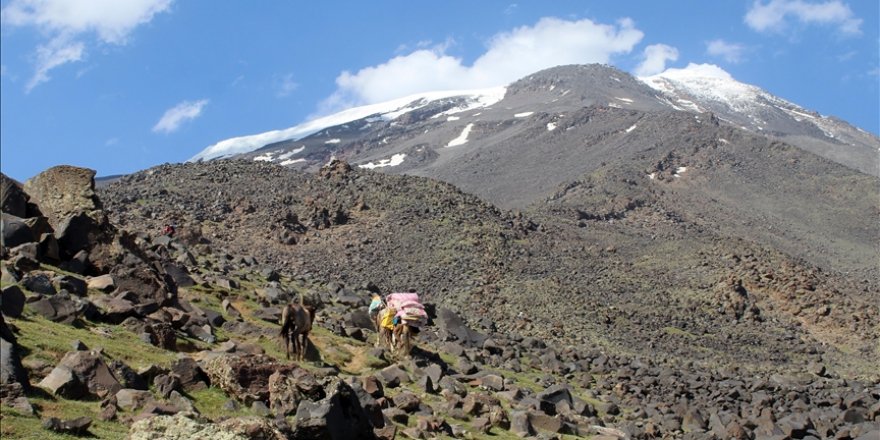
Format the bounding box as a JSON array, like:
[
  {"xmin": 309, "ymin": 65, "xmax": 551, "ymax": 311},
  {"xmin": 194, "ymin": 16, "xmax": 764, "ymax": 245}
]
[
  {"xmin": 189, "ymin": 64, "xmax": 879, "ymax": 279},
  {"xmin": 192, "ymin": 64, "xmax": 879, "ymax": 182},
  {"xmin": 3, "ymin": 165, "xmax": 879, "ymax": 439},
  {"xmin": 104, "ymin": 156, "xmax": 877, "ymax": 370},
  {"xmin": 94, "ymin": 159, "xmax": 879, "ymax": 374}
]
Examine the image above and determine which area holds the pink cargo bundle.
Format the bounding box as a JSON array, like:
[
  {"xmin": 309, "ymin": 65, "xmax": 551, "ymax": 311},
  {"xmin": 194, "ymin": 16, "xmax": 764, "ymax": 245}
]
[{"xmin": 386, "ymin": 292, "xmax": 428, "ymax": 327}]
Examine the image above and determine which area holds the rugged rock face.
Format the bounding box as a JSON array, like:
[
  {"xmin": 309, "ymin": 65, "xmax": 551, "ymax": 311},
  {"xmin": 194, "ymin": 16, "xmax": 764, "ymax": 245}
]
[
  {"xmin": 0, "ymin": 174, "xmax": 30, "ymax": 218},
  {"xmin": 37, "ymin": 349, "xmax": 122, "ymax": 399},
  {"xmin": 22, "ymin": 166, "xmax": 103, "ymax": 227}
]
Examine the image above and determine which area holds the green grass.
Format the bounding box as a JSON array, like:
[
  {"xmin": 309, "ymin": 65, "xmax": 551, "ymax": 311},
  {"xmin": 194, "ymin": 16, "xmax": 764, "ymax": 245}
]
[
  {"xmin": 662, "ymin": 326, "xmax": 698, "ymax": 339},
  {"xmin": 437, "ymin": 351, "xmax": 459, "ymax": 369},
  {"xmin": 0, "ymin": 394, "xmax": 129, "ymax": 439},
  {"xmin": 310, "ymin": 326, "xmax": 357, "ymax": 368},
  {"xmin": 188, "ymin": 387, "xmax": 256, "ymax": 421},
  {"xmin": 37, "ymin": 263, "xmax": 84, "ymax": 279},
  {"xmin": 11, "ymin": 313, "xmax": 177, "ymax": 371}
]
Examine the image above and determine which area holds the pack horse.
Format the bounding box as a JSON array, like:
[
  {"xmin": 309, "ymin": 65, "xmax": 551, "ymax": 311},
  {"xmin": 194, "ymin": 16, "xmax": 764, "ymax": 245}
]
[
  {"xmin": 279, "ymin": 302, "xmax": 315, "ymax": 361},
  {"xmin": 375, "ymin": 292, "xmax": 428, "ymax": 357}
]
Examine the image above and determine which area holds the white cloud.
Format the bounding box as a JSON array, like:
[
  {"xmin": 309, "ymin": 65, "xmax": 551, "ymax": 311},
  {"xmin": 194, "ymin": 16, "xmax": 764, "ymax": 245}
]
[
  {"xmin": 276, "ymin": 73, "xmax": 298, "ymax": 97},
  {"xmin": 745, "ymin": 0, "xmax": 862, "ymax": 35},
  {"xmin": 26, "ymin": 36, "xmax": 84, "ymax": 92},
  {"xmin": 1, "ymin": 0, "xmax": 173, "ymax": 90},
  {"xmin": 706, "ymin": 39, "xmax": 746, "ymax": 63},
  {"xmin": 153, "ymin": 99, "xmax": 209, "ymax": 134},
  {"xmin": 634, "ymin": 44, "xmax": 679, "ymax": 76},
  {"xmin": 320, "ymin": 17, "xmax": 643, "ymax": 113}
]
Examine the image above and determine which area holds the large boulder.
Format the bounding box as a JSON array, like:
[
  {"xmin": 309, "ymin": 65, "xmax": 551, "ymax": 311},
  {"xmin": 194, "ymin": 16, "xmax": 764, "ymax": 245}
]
[
  {"xmin": 54, "ymin": 212, "xmax": 103, "ymax": 257},
  {"xmin": 268, "ymin": 367, "xmax": 325, "ymax": 416},
  {"xmin": 21, "ymin": 272, "xmax": 57, "ymax": 295},
  {"xmin": 87, "ymin": 274, "xmax": 116, "ymax": 292},
  {"xmin": 1, "ymin": 213, "xmax": 36, "ymax": 248},
  {"xmin": 436, "ymin": 307, "xmax": 488, "ymax": 347},
  {"xmin": 115, "ymin": 388, "xmax": 155, "ymax": 412},
  {"xmin": 0, "ymin": 337, "xmax": 30, "ymax": 390},
  {"xmin": 202, "ymin": 354, "xmax": 293, "ymax": 405},
  {"xmin": 292, "ymin": 377, "xmax": 377, "ymax": 439},
  {"xmin": 1, "ymin": 285, "xmax": 27, "ymax": 318},
  {"xmin": 53, "ymin": 274, "xmax": 87, "ymax": 296},
  {"xmin": 0, "ymin": 173, "xmax": 29, "ymax": 217},
  {"xmin": 90, "ymin": 294, "xmax": 136, "ymax": 324},
  {"xmin": 169, "ymin": 357, "xmax": 209, "ymax": 391},
  {"xmin": 111, "ymin": 266, "xmax": 175, "ymax": 307},
  {"xmin": 163, "ymin": 263, "xmax": 194, "ymax": 288},
  {"xmin": 129, "ymin": 413, "xmax": 248, "ymax": 440},
  {"xmin": 38, "ymin": 349, "xmax": 122, "ymax": 399},
  {"xmin": 26, "ymin": 292, "xmax": 93, "ymax": 323},
  {"xmin": 536, "ymin": 384, "xmax": 574, "ymax": 416},
  {"xmin": 22, "ymin": 166, "xmax": 102, "ymax": 228},
  {"xmin": 21, "ymin": 166, "xmax": 134, "ymax": 267}
]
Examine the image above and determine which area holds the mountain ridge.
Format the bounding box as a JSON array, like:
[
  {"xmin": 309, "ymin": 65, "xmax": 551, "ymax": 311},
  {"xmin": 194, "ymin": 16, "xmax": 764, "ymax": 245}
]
[{"xmin": 190, "ymin": 63, "xmax": 879, "ymax": 178}]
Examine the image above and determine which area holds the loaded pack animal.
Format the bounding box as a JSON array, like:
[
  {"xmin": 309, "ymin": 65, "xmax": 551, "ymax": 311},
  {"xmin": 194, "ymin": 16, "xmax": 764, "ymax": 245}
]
[
  {"xmin": 279, "ymin": 300, "xmax": 316, "ymax": 361},
  {"xmin": 372, "ymin": 292, "xmax": 427, "ymax": 357},
  {"xmin": 392, "ymin": 320, "xmax": 415, "ymax": 356}
]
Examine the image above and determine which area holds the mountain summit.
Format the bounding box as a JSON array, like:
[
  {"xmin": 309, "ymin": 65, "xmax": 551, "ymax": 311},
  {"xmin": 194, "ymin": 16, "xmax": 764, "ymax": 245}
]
[{"xmin": 191, "ymin": 63, "xmax": 879, "ymax": 178}]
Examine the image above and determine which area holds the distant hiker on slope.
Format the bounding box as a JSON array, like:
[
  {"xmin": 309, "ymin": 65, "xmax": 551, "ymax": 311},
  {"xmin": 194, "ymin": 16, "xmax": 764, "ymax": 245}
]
[{"xmin": 162, "ymin": 224, "xmax": 176, "ymax": 237}]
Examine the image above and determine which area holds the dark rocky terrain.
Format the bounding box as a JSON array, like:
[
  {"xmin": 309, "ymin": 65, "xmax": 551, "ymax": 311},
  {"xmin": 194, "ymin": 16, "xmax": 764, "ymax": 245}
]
[
  {"xmin": 1, "ymin": 163, "xmax": 878, "ymax": 439},
  {"xmin": 96, "ymin": 158, "xmax": 879, "ymax": 374}
]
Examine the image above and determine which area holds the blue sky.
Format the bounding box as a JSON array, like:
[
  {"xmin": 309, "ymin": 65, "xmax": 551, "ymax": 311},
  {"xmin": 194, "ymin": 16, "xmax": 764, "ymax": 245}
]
[{"xmin": 1, "ymin": 0, "xmax": 877, "ymax": 181}]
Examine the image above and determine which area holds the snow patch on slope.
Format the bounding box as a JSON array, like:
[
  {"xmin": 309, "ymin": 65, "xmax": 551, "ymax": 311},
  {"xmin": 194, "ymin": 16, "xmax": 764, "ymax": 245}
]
[
  {"xmin": 253, "ymin": 151, "xmax": 278, "ymax": 162},
  {"xmin": 278, "ymin": 146, "xmax": 305, "ymax": 160},
  {"xmin": 280, "ymin": 158, "xmax": 306, "ymax": 166},
  {"xmin": 448, "ymin": 123, "xmax": 474, "ymax": 147},
  {"xmin": 359, "ymin": 153, "xmax": 406, "ymax": 169}
]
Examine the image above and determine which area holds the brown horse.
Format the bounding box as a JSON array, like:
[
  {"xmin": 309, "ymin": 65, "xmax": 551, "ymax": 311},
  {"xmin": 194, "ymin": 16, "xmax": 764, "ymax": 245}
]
[
  {"xmin": 280, "ymin": 303, "xmax": 315, "ymax": 361},
  {"xmin": 392, "ymin": 323, "xmax": 414, "ymax": 357}
]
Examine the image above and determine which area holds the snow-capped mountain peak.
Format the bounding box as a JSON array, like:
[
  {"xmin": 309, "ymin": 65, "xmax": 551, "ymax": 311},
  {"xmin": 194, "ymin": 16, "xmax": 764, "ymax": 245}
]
[
  {"xmin": 190, "ymin": 63, "xmax": 877, "ymax": 178},
  {"xmin": 640, "ymin": 63, "xmax": 778, "ymax": 114},
  {"xmin": 188, "ymin": 87, "xmax": 506, "ymax": 162},
  {"xmin": 639, "ymin": 63, "xmax": 878, "ymax": 176}
]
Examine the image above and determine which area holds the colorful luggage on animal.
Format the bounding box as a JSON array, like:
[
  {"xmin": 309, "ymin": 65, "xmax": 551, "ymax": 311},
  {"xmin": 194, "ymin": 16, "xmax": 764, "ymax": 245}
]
[
  {"xmin": 386, "ymin": 292, "xmax": 428, "ymax": 327},
  {"xmin": 380, "ymin": 307, "xmax": 397, "ymax": 330}
]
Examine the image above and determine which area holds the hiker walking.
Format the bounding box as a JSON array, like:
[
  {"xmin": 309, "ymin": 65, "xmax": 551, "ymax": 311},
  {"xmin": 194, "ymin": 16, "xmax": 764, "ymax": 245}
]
[{"xmin": 162, "ymin": 224, "xmax": 176, "ymax": 237}]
